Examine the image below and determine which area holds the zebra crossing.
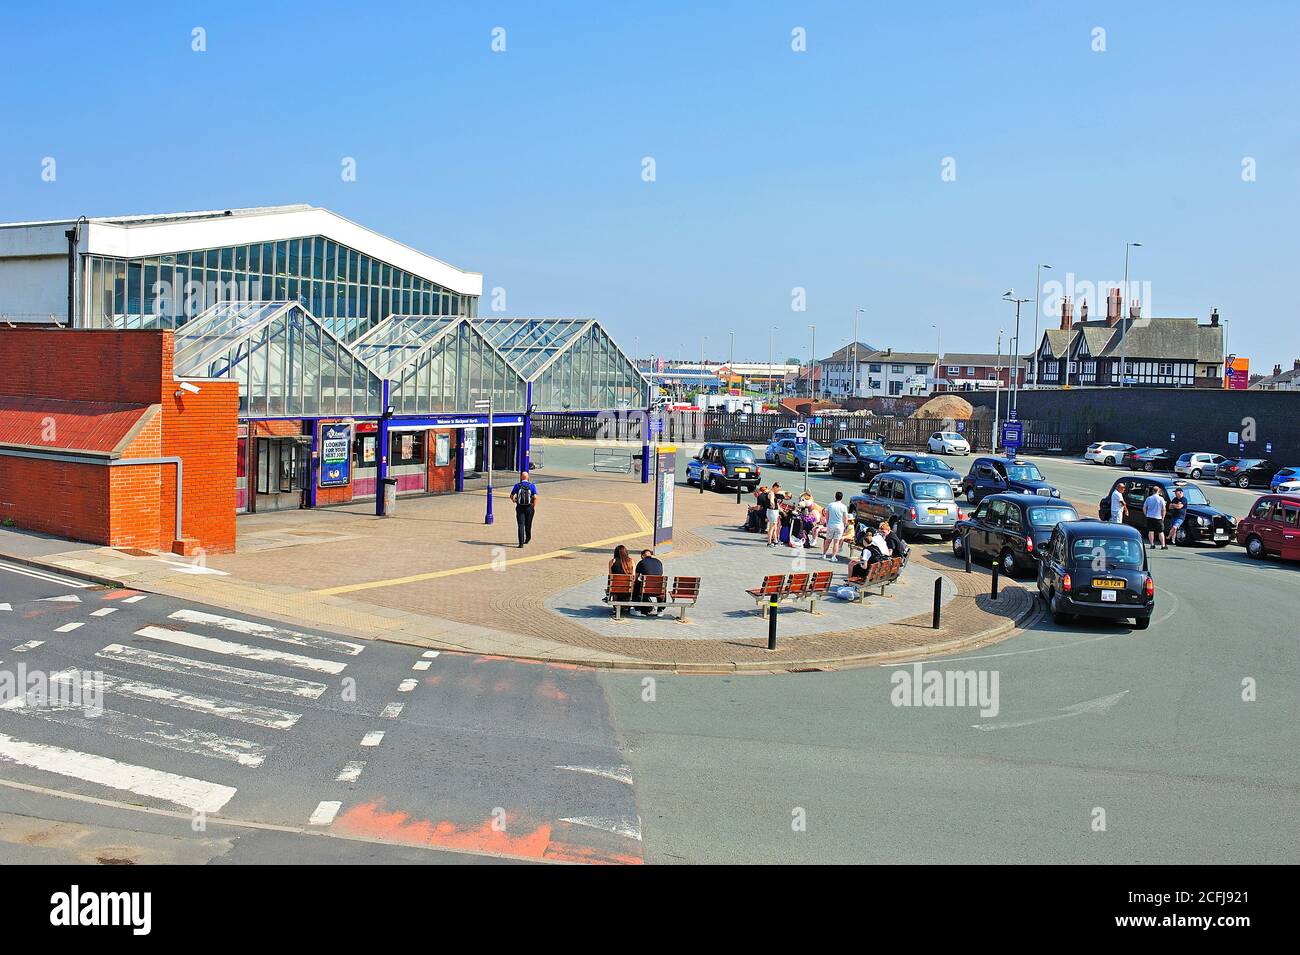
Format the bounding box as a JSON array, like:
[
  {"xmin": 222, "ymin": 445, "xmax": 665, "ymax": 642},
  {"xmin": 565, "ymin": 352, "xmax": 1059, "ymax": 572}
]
[{"xmin": 0, "ymin": 595, "xmax": 401, "ymax": 816}]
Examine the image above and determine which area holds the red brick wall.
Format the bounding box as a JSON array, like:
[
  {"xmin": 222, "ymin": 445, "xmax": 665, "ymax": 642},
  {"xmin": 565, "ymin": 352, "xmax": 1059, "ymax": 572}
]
[
  {"xmin": 0, "ymin": 328, "xmax": 164, "ymax": 405},
  {"xmin": 0, "ymin": 456, "xmax": 110, "ymax": 544}
]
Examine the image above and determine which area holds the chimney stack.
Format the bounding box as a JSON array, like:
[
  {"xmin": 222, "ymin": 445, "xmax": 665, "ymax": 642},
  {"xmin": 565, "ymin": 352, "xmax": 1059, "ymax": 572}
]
[
  {"xmin": 1059, "ymin": 297, "xmax": 1073, "ymax": 330},
  {"xmin": 1274, "ymin": 364, "xmax": 1283, "ymax": 377},
  {"xmin": 1106, "ymin": 287, "xmax": 1120, "ymax": 324},
  {"xmin": 1294, "ymin": 359, "xmax": 1300, "ymax": 371},
  {"xmin": 1080, "ymin": 300, "xmax": 1089, "ymax": 323},
  {"xmin": 1210, "ymin": 308, "xmax": 1220, "ymax": 327},
  {"xmin": 1129, "ymin": 298, "xmax": 1140, "ymax": 320}
]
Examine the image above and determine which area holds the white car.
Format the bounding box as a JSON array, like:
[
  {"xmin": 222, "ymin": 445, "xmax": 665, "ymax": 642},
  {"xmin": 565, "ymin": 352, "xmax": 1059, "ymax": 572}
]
[
  {"xmin": 1085, "ymin": 441, "xmax": 1136, "ymax": 465},
  {"xmin": 927, "ymin": 431, "xmax": 971, "ymax": 455},
  {"xmin": 1276, "ymin": 479, "xmax": 1300, "ymax": 494}
]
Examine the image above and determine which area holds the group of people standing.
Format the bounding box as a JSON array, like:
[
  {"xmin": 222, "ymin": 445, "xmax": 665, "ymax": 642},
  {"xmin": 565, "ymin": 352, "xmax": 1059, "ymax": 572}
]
[
  {"xmin": 753, "ymin": 484, "xmax": 851, "ymax": 560},
  {"xmin": 1107, "ymin": 482, "xmax": 1187, "ymax": 549}
]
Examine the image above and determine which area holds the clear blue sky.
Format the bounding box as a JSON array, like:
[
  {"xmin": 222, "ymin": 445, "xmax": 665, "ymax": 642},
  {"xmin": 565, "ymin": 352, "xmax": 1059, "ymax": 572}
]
[{"xmin": 3, "ymin": 1, "xmax": 1297, "ymax": 368}]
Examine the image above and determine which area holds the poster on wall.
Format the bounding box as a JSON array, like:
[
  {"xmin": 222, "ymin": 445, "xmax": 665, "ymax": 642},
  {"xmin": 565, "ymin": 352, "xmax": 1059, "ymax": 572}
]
[
  {"xmin": 463, "ymin": 428, "xmax": 478, "ymax": 472},
  {"xmin": 435, "ymin": 432, "xmax": 451, "ymax": 467},
  {"xmin": 361, "ymin": 434, "xmax": 376, "ymax": 465},
  {"xmin": 319, "ymin": 422, "xmax": 353, "ymax": 488},
  {"xmin": 654, "ymin": 446, "xmax": 676, "ymax": 552}
]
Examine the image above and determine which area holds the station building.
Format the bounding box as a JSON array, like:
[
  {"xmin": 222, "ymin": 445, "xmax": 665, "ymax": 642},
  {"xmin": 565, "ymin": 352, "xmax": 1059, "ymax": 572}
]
[{"xmin": 0, "ymin": 206, "xmax": 647, "ymax": 553}]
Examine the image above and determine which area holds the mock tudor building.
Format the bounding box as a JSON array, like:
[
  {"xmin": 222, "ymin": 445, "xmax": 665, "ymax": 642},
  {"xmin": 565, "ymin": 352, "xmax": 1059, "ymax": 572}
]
[{"xmin": 1031, "ymin": 288, "xmax": 1225, "ymax": 389}]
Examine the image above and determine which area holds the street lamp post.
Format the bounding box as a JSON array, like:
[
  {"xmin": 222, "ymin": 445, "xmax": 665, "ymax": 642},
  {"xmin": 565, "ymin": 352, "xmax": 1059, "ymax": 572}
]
[
  {"xmin": 1003, "ymin": 291, "xmax": 1032, "ymax": 415},
  {"xmin": 931, "ymin": 325, "xmax": 941, "ymax": 394},
  {"xmin": 1121, "ymin": 242, "xmax": 1142, "ymax": 387},
  {"xmin": 474, "ymin": 397, "xmax": 493, "ymax": 524},
  {"xmin": 809, "ymin": 324, "xmax": 817, "ymax": 401},
  {"xmin": 768, "ymin": 325, "xmax": 776, "ymax": 402},
  {"xmin": 993, "ymin": 329, "xmax": 1003, "ymax": 453},
  {"xmin": 1031, "ymin": 264, "xmax": 1051, "ymax": 390},
  {"xmin": 852, "ymin": 307, "xmax": 864, "ymax": 399}
]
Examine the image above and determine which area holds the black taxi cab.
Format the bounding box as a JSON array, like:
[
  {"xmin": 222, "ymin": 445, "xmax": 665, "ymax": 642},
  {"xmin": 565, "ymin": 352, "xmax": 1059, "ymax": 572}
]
[
  {"xmin": 684, "ymin": 442, "xmax": 760, "ymax": 492},
  {"xmin": 1098, "ymin": 475, "xmax": 1235, "ymax": 546},
  {"xmin": 1037, "ymin": 520, "xmax": 1154, "ymax": 629},
  {"xmin": 952, "ymin": 493, "xmax": 1078, "ymax": 577}
]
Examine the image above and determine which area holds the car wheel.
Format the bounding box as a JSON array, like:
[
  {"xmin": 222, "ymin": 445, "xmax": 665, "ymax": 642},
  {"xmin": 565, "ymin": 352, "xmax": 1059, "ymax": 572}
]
[
  {"xmin": 1132, "ymin": 617, "xmax": 1150, "ymax": 630},
  {"xmin": 1190, "ymin": 468, "xmax": 1201, "ymax": 479},
  {"xmin": 999, "ymin": 548, "xmax": 1017, "ymax": 577},
  {"xmin": 952, "ymin": 534, "xmax": 965, "ymax": 558},
  {"xmin": 1238, "ymin": 475, "xmax": 1250, "ymax": 488},
  {"xmin": 1176, "ymin": 527, "xmax": 1189, "ymax": 545},
  {"xmin": 1144, "ymin": 462, "xmax": 1153, "ymax": 472},
  {"xmin": 708, "ymin": 475, "xmax": 719, "ymax": 492},
  {"xmin": 1050, "ymin": 593, "xmax": 1073, "ymax": 626},
  {"xmin": 966, "ymin": 488, "xmax": 977, "ymax": 504},
  {"xmin": 1245, "ymin": 535, "xmax": 1265, "ymax": 559},
  {"xmin": 1105, "ymin": 456, "xmax": 1115, "ymax": 465}
]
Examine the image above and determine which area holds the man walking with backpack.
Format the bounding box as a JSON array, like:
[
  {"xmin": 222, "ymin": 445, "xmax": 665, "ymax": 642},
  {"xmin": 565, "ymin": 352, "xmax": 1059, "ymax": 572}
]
[{"xmin": 509, "ymin": 470, "xmax": 539, "ymax": 548}]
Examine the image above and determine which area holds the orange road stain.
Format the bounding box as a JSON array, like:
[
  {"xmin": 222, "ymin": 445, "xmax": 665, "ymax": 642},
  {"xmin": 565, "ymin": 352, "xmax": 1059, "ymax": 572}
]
[
  {"xmin": 472, "ymin": 654, "xmax": 588, "ymax": 671},
  {"xmin": 101, "ymin": 589, "xmax": 140, "ymax": 600},
  {"xmin": 535, "ymin": 681, "xmax": 568, "ymax": 702},
  {"xmin": 493, "ymin": 679, "xmax": 513, "ymax": 694},
  {"xmin": 332, "ymin": 801, "xmax": 553, "ymax": 858},
  {"xmin": 544, "ymin": 842, "xmax": 643, "ymax": 865},
  {"xmin": 422, "ymin": 673, "xmax": 444, "ymax": 686}
]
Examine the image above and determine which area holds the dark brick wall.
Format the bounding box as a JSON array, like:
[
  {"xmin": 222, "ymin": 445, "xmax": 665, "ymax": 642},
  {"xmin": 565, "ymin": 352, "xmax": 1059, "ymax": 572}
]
[{"xmin": 966, "ymin": 388, "xmax": 1300, "ymax": 461}]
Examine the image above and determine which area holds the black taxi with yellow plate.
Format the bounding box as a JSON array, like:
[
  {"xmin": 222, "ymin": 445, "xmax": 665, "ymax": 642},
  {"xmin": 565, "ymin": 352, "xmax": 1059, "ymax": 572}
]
[{"xmin": 1037, "ymin": 519, "xmax": 1154, "ymax": 630}]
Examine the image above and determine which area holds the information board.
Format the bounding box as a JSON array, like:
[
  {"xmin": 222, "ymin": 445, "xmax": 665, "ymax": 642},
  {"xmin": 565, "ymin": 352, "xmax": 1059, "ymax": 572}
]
[
  {"xmin": 319, "ymin": 422, "xmax": 353, "ymax": 488},
  {"xmin": 654, "ymin": 446, "xmax": 676, "ymax": 552}
]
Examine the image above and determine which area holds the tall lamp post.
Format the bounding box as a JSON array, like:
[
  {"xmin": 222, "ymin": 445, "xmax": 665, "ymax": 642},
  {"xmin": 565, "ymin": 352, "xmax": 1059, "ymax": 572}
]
[
  {"xmin": 768, "ymin": 325, "xmax": 777, "ymax": 401},
  {"xmin": 852, "ymin": 307, "xmax": 865, "ymax": 399},
  {"xmin": 1002, "ymin": 291, "xmax": 1032, "ymax": 415},
  {"xmin": 1121, "ymin": 242, "xmax": 1142, "ymax": 387},
  {"xmin": 931, "ymin": 324, "xmax": 941, "ymax": 394},
  {"xmin": 992, "ymin": 328, "xmax": 1004, "ymax": 453},
  {"xmin": 474, "ymin": 397, "xmax": 493, "ymax": 524},
  {"xmin": 808, "ymin": 324, "xmax": 817, "ymax": 401},
  {"xmin": 1031, "ymin": 264, "xmax": 1051, "ymax": 390}
]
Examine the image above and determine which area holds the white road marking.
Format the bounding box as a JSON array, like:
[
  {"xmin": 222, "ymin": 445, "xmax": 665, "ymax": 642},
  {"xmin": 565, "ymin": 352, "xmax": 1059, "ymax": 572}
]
[
  {"xmin": 397, "ymin": 679, "xmax": 417, "ymax": 692},
  {"xmin": 134, "ymin": 626, "xmax": 347, "ymax": 675},
  {"xmin": 122, "ymin": 595, "xmax": 148, "ymax": 604},
  {"xmin": 0, "ymin": 699, "xmax": 268, "ymax": 767},
  {"xmin": 379, "ymin": 702, "xmax": 403, "ymax": 719},
  {"xmin": 560, "ymin": 815, "xmax": 643, "ymax": 841},
  {"xmin": 13, "ymin": 641, "xmax": 43, "ymax": 653},
  {"xmin": 421, "ymin": 650, "xmax": 440, "ymax": 658},
  {"xmin": 412, "ymin": 661, "xmax": 431, "ymax": 671},
  {"xmin": 336, "ymin": 761, "xmax": 366, "ymax": 783},
  {"xmin": 555, "ymin": 764, "xmax": 634, "ymax": 786},
  {"xmin": 309, "ymin": 800, "xmax": 342, "ymax": 826},
  {"xmin": 97, "ymin": 644, "xmax": 327, "ymax": 700},
  {"xmin": 53, "ymin": 622, "xmax": 83, "ymax": 633},
  {"xmin": 0, "ymin": 604, "xmax": 12, "ymax": 613},
  {"xmin": 0, "ymin": 732, "xmax": 236, "ymax": 813},
  {"xmin": 359, "ymin": 731, "xmax": 384, "ymax": 747},
  {"xmin": 40, "ymin": 594, "xmax": 82, "ymax": 603},
  {"xmin": 168, "ymin": 609, "xmax": 364, "ymax": 656},
  {"xmin": 89, "ymin": 608, "xmax": 116, "ymax": 617},
  {"xmin": 972, "ymin": 689, "xmax": 1130, "ymax": 732},
  {"xmin": 50, "ymin": 670, "xmax": 300, "ymax": 730},
  {"xmin": 0, "ymin": 562, "xmax": 91, "ymax": 588}
]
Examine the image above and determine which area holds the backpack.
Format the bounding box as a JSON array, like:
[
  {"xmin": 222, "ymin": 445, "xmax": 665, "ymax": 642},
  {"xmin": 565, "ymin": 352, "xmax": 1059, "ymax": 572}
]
[{"xmin": 516, "ymin": 484, "xmax": 533, "ymax": 507}]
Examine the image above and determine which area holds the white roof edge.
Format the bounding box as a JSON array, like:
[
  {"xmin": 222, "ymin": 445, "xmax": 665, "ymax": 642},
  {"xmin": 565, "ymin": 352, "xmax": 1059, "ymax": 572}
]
[{"xmin": 1, "ymin": 206, "xmax": 482, "ymax": 297}]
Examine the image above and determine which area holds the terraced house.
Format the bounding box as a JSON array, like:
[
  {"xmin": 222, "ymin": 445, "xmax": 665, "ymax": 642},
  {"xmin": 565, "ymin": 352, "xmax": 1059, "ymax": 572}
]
[{"xmin": 1031, "ymin": 287, "xmax": 1225, "ymax": 389}]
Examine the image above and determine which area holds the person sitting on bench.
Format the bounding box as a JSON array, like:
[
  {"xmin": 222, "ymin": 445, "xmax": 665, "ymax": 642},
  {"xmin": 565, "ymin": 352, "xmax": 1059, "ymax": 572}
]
[
  {"xmin": 606, "ymin": 545, "xmax": 634, "ymax": 602},
  {"xmin": 633, "ymin": 548, "xmax": 665, "ymax": 616}
]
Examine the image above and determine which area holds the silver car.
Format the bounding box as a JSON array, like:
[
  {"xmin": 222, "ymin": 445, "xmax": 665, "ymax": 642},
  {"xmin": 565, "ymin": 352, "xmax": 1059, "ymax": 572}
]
[
  {"xmin": 1174, "ymin": 452, "xmax": 1225, "ymax": 480},
  {"xmin": 849, "ymin": 471, "xmax": 961, "ymax": 540}
]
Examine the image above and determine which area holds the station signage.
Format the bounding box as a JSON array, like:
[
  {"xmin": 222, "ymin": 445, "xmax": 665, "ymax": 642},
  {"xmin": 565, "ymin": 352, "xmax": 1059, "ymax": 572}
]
[
  {"xmin": 319, "ymin": 422, "xmax": 353, "ymax": 488},
  {"xmin": 1001, "ymin": 421, "xmax": 1023, "ymax": 452},
  {"xmin": 654, "ymin": 446, "xmax": 676, "ymax": 552}
]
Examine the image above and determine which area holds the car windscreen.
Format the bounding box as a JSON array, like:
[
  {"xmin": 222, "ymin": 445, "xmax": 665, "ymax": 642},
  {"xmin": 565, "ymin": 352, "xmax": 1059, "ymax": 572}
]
[
  {"xmin": 855, "ymin": 442, "xmax": 886, "ymax": 458},
  {"xmin": 1028, "ymin": 505, "xmax": 1077, "ymax": 528},
  {"xmin": 914, "ymin": 458, "xmax": 949, "ymax": 473},
  {"xmin": 1171, "ymin": 486, "xmax": 1208, "ymax": 505},
  {"xmin": 913, "ymin": 482, "xmax": 953, "ymax": 501},
  {"xmin": 1006, "ymin": 464, "xmax": 1043, "ymax": 481},
  {"xmin": 805, "ymin": 442, "xmax": 826, "ymax": 454},
  {"xmin": 723, "ymin": 448, "xmax": 755, "ymax": 463},
  {"xmin": 1071, "ymin": 537, "xmax": 1144, "ymax": 570},
  {"xmin": 1237, "ymin": 459, "xmax": 1263, "ymax": 468},
  {"xmin": 942, "ymin": 433, "xmax": 963, "ymax": 440}
]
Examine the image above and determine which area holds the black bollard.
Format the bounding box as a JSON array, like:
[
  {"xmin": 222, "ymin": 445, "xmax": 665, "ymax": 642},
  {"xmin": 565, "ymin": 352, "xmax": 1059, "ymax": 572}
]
[
  {"xmin": 932, "ymin": 577, "xmax": 943, "ymax": 629},
  {"xmin": 964, "ymin": 535, "xmax": 971, "ymax": 573},
  {"xmin": 767, "ymin": 594, "xmax": 779, "ymax": 650},
  {"xmin": 737, "ymin": 486, "xmax": 742, "ymax": 505},
  {"xmin": 991, "ymin": 562, "xmax": 1000, "ymax": 600}
]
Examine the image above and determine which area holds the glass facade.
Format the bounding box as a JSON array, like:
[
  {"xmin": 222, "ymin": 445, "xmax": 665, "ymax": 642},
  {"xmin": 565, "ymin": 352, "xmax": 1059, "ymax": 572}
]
[
  {"xmin": 173, "ymin": 302, "xmax": 383, "ymax": 417},
  {"xmin": 383, "ymin": 319, "xmax": 528, "ymax": 415},
  {"xmin": 81, "ymin": 235, "xmax": 478, "ymax": 340}
]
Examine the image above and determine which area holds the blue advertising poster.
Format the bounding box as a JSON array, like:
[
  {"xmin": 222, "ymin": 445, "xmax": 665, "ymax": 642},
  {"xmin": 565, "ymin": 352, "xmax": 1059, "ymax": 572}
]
[
  {"xmin": 319, "ymin": 422, "xmax": 353, "ymax": 488},
  {"xmin": 653, "ymin": 446, "xmax": 676, "ymax": 552},
  {"xmin": 1001, "ymin": 421, "xmax": 1023, "ymax": 453}
]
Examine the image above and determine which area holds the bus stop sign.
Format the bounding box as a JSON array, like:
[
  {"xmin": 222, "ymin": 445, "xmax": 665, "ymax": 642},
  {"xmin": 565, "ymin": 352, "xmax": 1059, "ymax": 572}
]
[{"xmin": 1001, "ymin": 421, "xmax": 1023, "ymax": 452}]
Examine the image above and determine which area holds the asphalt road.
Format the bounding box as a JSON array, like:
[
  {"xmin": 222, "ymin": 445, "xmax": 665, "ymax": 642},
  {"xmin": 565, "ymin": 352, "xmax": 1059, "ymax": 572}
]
[{"xmin": 2, "ymin": 442, "xmax": 1295, "ymax": 864}]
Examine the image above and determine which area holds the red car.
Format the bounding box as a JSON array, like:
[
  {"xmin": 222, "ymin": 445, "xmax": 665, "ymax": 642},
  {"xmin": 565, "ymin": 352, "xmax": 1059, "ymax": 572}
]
[{"xmin": 1237, "ymin": 494, "xmax": 1300, "ymax": 561}]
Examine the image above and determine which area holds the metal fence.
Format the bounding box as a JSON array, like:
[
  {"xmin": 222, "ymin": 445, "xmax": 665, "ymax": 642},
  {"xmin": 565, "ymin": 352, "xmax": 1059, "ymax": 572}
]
[{"xmin": 531, "ymin": 412, "xmax": 1095, "ymax": 453}]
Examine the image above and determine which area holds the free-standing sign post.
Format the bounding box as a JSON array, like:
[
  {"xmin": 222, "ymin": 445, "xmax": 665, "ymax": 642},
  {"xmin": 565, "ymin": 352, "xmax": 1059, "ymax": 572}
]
[
  {"xmin": 1001, "ymin": 421, "xmax": 1023, "ymax": 456},
  {"xmin": 653, "ymin": 445, "xmax": 676, "ymax": 553},
  {"xmin": 474, "ymin": 398, "xmax": 493, "ymax": 524},
  {"xmin": 796, "ymin": 419, "xmax": 809, "ymax": 492},
  {"xmin": 318, "ymin": 422, "xmax": 354, "ymax": 488}
]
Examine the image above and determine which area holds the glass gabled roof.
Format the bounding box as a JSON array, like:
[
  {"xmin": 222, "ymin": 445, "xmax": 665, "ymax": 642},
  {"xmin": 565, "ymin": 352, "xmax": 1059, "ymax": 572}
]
[
  {"xmin": 473, "ymin": 318, "xmax": 594, "ymax": 379},
  {"xmin": 350, "ymin": 315, "xmax": 459, "ymax": 378}
]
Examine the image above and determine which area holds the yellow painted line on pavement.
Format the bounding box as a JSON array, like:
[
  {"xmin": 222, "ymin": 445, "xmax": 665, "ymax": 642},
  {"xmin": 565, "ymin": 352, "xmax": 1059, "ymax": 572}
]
[{"xmin": 311, "ymin": 504, "xmax": 653, "ymax": 596}]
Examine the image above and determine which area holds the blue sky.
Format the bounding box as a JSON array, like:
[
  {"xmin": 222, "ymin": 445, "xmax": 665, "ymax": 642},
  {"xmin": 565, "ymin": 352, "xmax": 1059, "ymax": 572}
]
[{"xmin": 3, "ymin": 1, "xmax": 1297, "ymax": 367}]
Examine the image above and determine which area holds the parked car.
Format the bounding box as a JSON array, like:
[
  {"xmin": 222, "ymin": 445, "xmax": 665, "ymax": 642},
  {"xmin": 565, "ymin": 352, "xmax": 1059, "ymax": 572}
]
[
  {"xmin": 880, "ymin": 452, "xmax": 964, "ymax": 493},
  {"xmin": 764, "ymin": 430, "xmax": 798, "ymax": 462},
  {"xmin": 927, "ymin": 430, "xmax": 971, "ymax": 455},
  {"xmin": 684, "ymin": 442, "xmax": 761, "ymax": 491},
  {"xmin": 849, "ymin": 471, "xmax": 962, "ymax": 541},
  {"xmin": 1098, "ymin": 475, "xmax": 1235, "ymax": 546},
  {"xmin": 1237, "ymin": 493, "xmax": 1300, "ymax": 561},
  {"xmin": 960, "ymin": 456, "xmax": 1060, "ymax": 504},
  {"xmin": 1276, "ymin": 478, "xmax": 1300, "ymax": 494},
  {"xmin": 1174, "ymin": 452, "xmax": 1225, "ymax": 480},
  {"xmin": 830, "ymin": 438, "xmax": 889, "ymax": 481},
  {"xmin": 952, "ymin": 493, "xmax": 1079, "ymax": 577},
  {"xmin": 1216, "ymin": 458, "xmax": 1276, "ymax": 489},
  {"xmin": 1126, "ymin": 448, "xmax": 1176, "ymax": 472},
  {"xmin": 769, "ymin": 438, "xmax": 831, "ymax": 471},
  {"xmin": 1085, "ymin": 441, "xmax": 1136, "ymax": 465},
  {"xmin": 1037, "ymin": 520, "xmax": 1154, "ymax": 629},
  {"xmin": 1268, "ymin": 466, "xmax": 1300, "ymax": 492}
]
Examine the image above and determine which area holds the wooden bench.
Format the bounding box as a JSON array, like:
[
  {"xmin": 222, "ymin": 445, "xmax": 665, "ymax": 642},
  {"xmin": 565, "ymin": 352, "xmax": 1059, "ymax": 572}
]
[
  {"xmin": 845, "ymin": 556, "xmax": 905, "ymax": 599},
  {"xmin": 606, "ymin": 574, "xmax": 700, "ymax": 621},
  {"xmin": 747, "ymin": 574, "xmax": 787, "ymax": 617},
  {"xmin": 788, "ymin": 570, "xmax": 835, "ymax": 614},
  {"xmin": 746, "ymin": 571, "xmax": 835, "ymax": 616}
]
